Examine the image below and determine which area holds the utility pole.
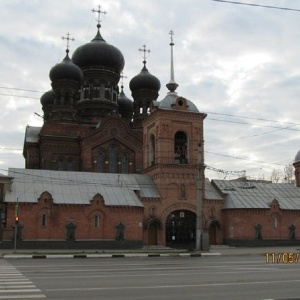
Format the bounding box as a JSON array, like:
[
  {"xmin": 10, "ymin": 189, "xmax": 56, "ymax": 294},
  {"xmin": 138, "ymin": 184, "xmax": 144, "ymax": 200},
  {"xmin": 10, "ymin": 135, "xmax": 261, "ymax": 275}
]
[
  {"xmin": 14, "ymin": 199, "xmax": 19, "ymax": 251},
  {"xmin": 196, "ymin": 142, "xmax": 205, "ymax": 250}
]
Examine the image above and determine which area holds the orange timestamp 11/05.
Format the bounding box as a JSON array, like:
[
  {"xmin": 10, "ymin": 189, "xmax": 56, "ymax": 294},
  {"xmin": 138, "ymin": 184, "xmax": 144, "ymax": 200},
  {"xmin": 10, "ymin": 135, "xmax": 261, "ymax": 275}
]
[{"xmin": 265, "ymin": 252, "xmax": 300, "ymax": 264}]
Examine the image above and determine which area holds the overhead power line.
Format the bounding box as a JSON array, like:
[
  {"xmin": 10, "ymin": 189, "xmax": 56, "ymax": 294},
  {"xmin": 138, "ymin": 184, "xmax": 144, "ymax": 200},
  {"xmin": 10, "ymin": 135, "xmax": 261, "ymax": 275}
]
[
  {"xmin": 207, "ymin": 117, "xmax": 300, "ymax": 131},
  {"xmin": 205, "ymin": 150, "xmax": 285, "ymax": 166},
  {"xmin": 205, "ymin": 111, "xmax": 300, "ymax": 127},
  {"xmin": 211, "ymin": 0, "xmax": 300, "ymax": 12},
  {"xmin": 0, "ymin": 93, "xmax": 40, "ymax": 99},
  {"xmin": 0, "ymin": 167, "xmax": 263, "ymax": 186},
  {"xmin": 206, "ymin": 165, "xmax": 245, "ymax": 176},
  {"xmin": 0, "ymin": 86, "xmax": 44, "ymax": 93},
  {"xmin": 0, "ymin": 86, "xmax": 44, "ymax": 99},
  {"xmin": 2, "ymin": 86, "xmax": 300, "ymax": 133}
]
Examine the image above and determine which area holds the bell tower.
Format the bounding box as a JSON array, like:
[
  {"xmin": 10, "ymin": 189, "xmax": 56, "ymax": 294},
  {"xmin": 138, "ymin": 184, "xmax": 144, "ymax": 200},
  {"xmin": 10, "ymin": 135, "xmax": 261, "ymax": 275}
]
[
  {"xmin": 142, "ymin": 31, "xmax": 206, "ymax": 247},
  {"xmin": 143, "ymin": 31, "xmax": 206, "ymax": 171}
]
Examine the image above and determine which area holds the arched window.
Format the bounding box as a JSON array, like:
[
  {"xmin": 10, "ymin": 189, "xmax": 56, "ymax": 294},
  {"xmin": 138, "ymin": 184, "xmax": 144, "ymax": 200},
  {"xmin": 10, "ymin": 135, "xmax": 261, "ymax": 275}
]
[
  {"xmin": 113, "ymin": 91, "xmax": 117, "ymax": 103},
  {"xmin": 41, "ymin": 213, "xmax": 47, "ymax": 227},
  {"xmin": 121, "ymin": 153, "xmax": 129, "ymax": 174},
  {"xmin": 57, "ymin": 158, "xmax": 64, "ymax": 170},
  {"xmin": 98, "ymin": 152, "xmax": 105, "ymax": 173},
  {"xmin": 93, "ymin": 85, "xmax": 100, "ymax": 99},
  {"xmin": 272, "ymin": 215, "xmax": 278, "ymax": 229},
  {"xmin": 94, "ymin": 215, "xmax": 100, "ymax": 228},
  {"xmin": 174, "ymin": 131, "xmax": 188, "ymax": 164},
  {"xmin": 84, "ymin": 87, "xmax": 89, "ymax": 99},
  {"xmin": 109, "ymin": 146, "xmax": 118, "ymax": 173},
  {"xmin": 149, "ymin": 134, "xmax": 155, "ymax": 166},
  {"xmin": 67, "ymin": 159, "xmax": 73, "ymax": 171},
  {"xmin": 105, "ymin": 87, "xmax": 110, "ymax": 101},
  {"xmin": 89, "ymin": 83, "xmax": 94, "ymax": 99}
]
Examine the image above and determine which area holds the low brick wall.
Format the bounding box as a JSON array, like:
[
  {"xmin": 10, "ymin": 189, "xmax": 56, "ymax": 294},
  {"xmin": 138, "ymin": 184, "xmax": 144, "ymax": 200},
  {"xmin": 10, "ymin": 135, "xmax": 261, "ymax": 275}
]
[{"xmin": 224, "ymin": 239, "xmax": 300, "ymax": 247}]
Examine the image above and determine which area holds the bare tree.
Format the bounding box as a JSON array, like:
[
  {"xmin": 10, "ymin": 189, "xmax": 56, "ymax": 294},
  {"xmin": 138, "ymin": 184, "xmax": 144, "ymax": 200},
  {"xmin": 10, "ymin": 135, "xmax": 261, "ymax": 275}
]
[
  {"xmin": 270, "ymin": 168, "xmax": 282, "ymax": 183},
  {"xmin": 284, "ymin": 164, "xmax": 295, "ymax": 184}
]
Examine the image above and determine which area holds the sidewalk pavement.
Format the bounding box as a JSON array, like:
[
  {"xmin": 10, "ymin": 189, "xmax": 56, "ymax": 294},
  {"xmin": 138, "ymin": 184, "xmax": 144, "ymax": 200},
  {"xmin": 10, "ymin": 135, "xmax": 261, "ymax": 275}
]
[
  {"xmin": 1, "ymin": 245, "xmax": 299, "ymax": 259},
  {"xmin": 209, "ymin": 245, "xmax": 300, "ymax": 256}
]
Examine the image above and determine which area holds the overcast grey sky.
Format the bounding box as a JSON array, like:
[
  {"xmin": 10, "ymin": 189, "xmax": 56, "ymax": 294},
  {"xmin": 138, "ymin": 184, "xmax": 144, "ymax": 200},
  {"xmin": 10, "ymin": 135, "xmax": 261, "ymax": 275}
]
[{"xmin": 1, "ymin": 0, "xmax": 300, "ymax": 181}]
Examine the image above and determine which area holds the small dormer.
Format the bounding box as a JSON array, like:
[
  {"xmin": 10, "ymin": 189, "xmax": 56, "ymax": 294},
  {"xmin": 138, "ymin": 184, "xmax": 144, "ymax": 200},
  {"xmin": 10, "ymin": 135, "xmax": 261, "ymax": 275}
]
[
  {"xmin": 37, "ymin": 191, "xmax": 54, "ymax": 206},
  {"xmin": 171, "ymin": 97, "xmax": 189, "ymax": 110},
  {"xmin": 90, "ymin": 193, "xmax": 105, "ymax": 206},
  {"xmin": 269, "ymin": 198, "xmax": 280, "ymax": 210}
]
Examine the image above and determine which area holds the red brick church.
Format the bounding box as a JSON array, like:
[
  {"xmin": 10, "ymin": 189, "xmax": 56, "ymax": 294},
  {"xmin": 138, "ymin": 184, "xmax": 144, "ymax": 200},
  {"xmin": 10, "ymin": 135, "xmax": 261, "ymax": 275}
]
[{"xmin": 0, "ymin": 8, "xmax": 300, "ymax": 249}]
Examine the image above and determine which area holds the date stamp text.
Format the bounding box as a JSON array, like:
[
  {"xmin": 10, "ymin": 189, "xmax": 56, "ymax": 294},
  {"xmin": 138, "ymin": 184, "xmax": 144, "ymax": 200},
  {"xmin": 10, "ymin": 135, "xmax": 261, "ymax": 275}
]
[{"xmin": 265, "ymin": 252, "xmax": 300, "ymax": 264}]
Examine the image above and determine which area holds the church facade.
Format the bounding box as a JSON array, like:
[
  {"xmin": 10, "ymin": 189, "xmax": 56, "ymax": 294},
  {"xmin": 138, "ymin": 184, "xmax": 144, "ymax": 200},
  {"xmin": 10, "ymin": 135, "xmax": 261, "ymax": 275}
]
[
  {"xmin": 1, "ymin": 8, "xmax": 300, "ymax": 249},
  {"xmin": 0, "ymin": 11, "xmax": 208, "ymax": 249}
]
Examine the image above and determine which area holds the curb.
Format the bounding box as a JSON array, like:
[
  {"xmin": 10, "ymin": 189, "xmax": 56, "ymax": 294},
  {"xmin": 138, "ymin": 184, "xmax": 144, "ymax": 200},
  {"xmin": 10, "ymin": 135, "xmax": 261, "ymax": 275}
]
[{"xmin": 2, "ymin": 252, "xmax": 221, "ymax": 259}]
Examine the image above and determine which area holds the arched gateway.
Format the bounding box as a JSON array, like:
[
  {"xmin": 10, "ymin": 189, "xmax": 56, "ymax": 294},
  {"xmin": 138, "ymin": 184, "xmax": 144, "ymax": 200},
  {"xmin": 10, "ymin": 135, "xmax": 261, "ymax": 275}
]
[{"xmin": 166, "ymin": 210, "xmax": 196, "ymax": 248}]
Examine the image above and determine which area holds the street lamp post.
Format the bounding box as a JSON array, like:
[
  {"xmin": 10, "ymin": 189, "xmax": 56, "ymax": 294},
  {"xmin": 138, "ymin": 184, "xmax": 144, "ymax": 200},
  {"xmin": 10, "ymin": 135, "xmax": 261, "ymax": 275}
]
[
  {"xmin": 196, "ymin": 142, "xmax": 205, "ymax": 250},
  {"xmin": 14, "ymin": 200, "xmax": 19, "ymax": 251}
]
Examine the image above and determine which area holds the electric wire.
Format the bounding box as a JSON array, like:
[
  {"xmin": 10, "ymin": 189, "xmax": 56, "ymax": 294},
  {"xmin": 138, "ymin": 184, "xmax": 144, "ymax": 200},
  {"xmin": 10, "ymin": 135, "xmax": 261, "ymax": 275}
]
[
  {"xmin": 0, "ymin": 93, "xmax": 40, "ymax": 99},
  {"xmin": 206, "ymin": 117, "xmax": 300, "ymax": 131},
  {"xmin": 0, "ymin": 85, "xmax": 298, "ymax": 176},
  {"xmin": 211, "ymin": 0, "xmax": 300, "ymax": 12},
  {"xmin": 1, "ymin": 86, "xmax": 300, "ymax": 132},
  {"xmin": 0, "ymin": 86, "xmax": 44, "ymax": 93},
  {"xmin": 205, "ymin": 150, "xmax": 286, "ymax": 166}
]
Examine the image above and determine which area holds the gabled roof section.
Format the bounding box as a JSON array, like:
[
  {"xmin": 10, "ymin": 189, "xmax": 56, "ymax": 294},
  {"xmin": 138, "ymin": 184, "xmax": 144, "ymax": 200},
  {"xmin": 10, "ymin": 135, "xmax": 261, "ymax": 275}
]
[
  {"xmin": 5, "ymin": 168, "xmax": 160, "ymax": 207},
  {"xmin": 0, "ymin": 173, "xmax": 13, "ymax": 191},
  {"xmin": 212, "ymin": 179, "xmax": 300, "ymax": 210},
  {"xmin": 205, "ymin": 178, "xmax": 223, "ymax": 201},
  {"xmin": 24, "ymin": 125, "xmax": 41, "ymax": 143},
  {"xmin": 83, "ymin": 116, "xmax": 142, "ymax": 150},
  {"xmin": 0, "ymin": 173, "xmax": 12, "ymax": 181}
]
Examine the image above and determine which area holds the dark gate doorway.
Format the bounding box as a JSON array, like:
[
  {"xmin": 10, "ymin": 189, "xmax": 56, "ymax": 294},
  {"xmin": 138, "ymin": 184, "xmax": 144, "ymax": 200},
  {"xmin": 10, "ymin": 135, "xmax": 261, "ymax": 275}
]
[
  {"xmin": 148, "ymin": 222, "xmax": 158, "ymax": 245},
  {"xmin": 166, "ymin": 210, "xmax": 196, "ymax": 248},
  {"xmin": 208, "ymin": 220, "xmax": 221, "ymax": 245},
  {"xmin": 209, "ymin": 223, "xmax": 217, "ymax": 245}
]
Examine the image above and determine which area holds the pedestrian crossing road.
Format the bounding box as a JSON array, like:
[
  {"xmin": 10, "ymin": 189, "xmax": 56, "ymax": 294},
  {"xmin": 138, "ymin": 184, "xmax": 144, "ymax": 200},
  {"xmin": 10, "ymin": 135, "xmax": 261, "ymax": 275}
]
[
  {"xmin": 3, "ymin": 255, "xmax": 300, "ymax": 299},
  {"xmin": 0, "ymin": 259, "xmax": 46, "ymax": 299}
]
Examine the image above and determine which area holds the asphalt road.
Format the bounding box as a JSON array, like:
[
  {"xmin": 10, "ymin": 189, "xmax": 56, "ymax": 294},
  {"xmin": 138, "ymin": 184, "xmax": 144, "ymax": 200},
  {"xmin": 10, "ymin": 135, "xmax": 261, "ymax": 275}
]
[{"xmin": 2, "ymin": 255, "xmax": 300, "ymax": 300}]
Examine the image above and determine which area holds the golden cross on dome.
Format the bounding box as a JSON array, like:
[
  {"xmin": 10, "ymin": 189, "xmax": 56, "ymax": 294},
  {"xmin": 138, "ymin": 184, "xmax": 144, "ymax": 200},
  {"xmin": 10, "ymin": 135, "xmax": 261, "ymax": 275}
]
[
  {"xmin": 138, "ymin": 45, "xmax": 150, "ymax": 64},
  {"xmin": 61, "ymin": 33, "xmax": 75, "ymax": 52},
  {"xmin": 92, "ymin": 5, "xmax": 107, "ymax": 26}
]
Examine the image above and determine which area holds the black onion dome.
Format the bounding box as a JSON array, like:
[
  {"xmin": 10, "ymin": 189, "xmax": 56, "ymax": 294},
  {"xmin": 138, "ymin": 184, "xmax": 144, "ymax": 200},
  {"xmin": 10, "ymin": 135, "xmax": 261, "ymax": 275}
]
[
  {"xmin": 49, "ymin": 51, "xmax": 83, "ymax": 82},
  {"xmin": 129, "ymin": 64, "xmax": 161, "ymax": 93},
  {"xmin": 40, "ymin": 90, "xmax": 55, "ymax": 106},
  {"xmin": 118, "ymin": 87, "xmax": 133, "ymax": 118},
  {"xmin": 72, "ymin": 27, "xmax": 124, "ymax": 73}
]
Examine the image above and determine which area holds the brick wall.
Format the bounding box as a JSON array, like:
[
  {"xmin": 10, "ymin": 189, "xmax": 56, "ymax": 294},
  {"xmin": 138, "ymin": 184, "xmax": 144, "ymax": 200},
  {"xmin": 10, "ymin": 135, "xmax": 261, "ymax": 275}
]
[
  {"xmin": 223, "ymin": 206, "xmax": 300, "ymax": 240},
  {"xmin": 4, "ymin": 193, "xmax": 144, "ymax": 242}
]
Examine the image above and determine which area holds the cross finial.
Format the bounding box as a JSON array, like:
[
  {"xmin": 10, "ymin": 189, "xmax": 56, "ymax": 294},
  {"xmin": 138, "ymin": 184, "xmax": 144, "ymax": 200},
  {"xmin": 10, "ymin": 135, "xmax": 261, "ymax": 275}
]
[
  {"xmin": 138, "ymin": 44, "xmax": 150, "ymax": 64},
  {"xmin": 169, "ymin": 30, "xmax": 174, "ymax": 45},
  {"xmin": 120, "ymin": 72, "xmax": 127, "ymax": 88},
  {"xmin": 166, "ymin": 29, "xmax": 179, "ymax": 93},
  {"xmin": 62, "ymin": 33, "xmax": 75, "ymax": 53},
  {"xmin": 92, "ymin": 5, "xmax": 107, "ymax": 28}
]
